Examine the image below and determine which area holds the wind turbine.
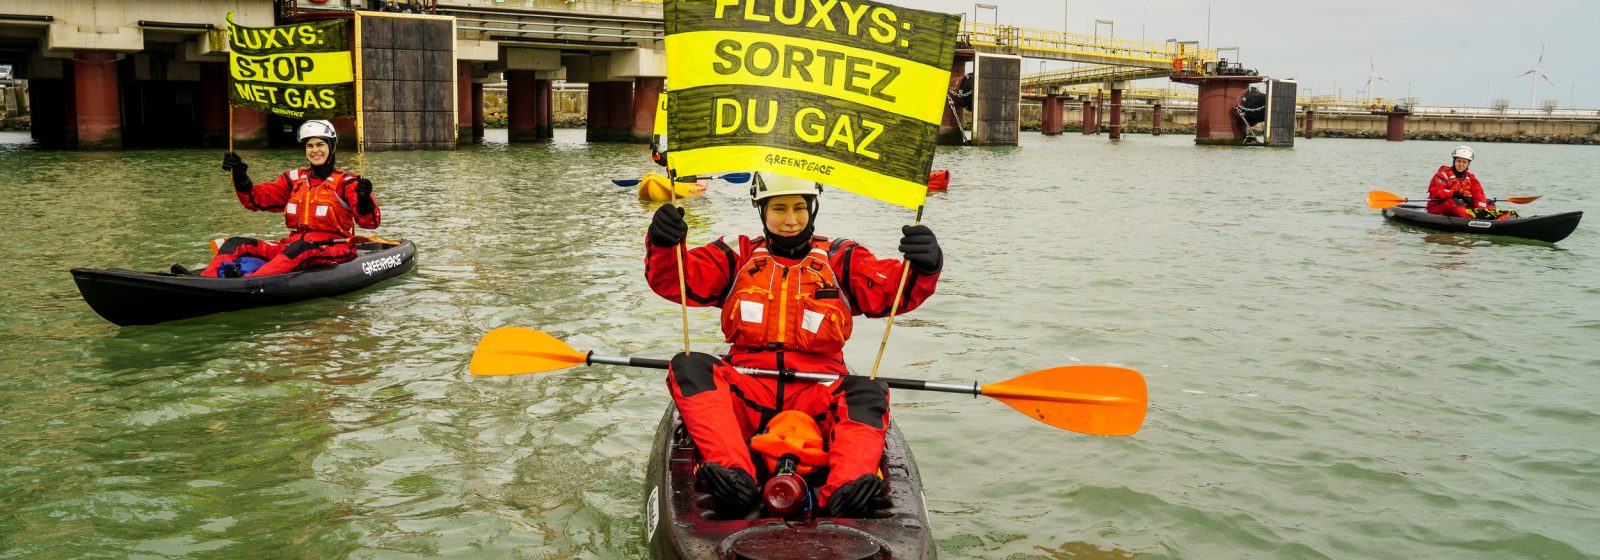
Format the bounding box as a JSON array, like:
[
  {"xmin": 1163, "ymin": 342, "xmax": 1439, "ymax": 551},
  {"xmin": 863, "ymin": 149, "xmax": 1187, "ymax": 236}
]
[
  {"xmin": 1514, "ymin": 45, "xmax": 1554, "ymax": 108},
  {"xmin": 1359, "ymin": 55, "xmax": 1387, "ymax": 101}
]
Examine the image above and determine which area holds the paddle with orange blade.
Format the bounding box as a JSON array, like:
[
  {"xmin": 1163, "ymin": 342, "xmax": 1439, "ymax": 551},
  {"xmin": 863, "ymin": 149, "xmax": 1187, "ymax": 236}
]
[
  {"xmin": 1366, "ymin": 190, "xmax": 1542, "ymax": 209},
  {"xmin": 469, "ymin": 327, "xmax": 1148, "ymax": 436}
]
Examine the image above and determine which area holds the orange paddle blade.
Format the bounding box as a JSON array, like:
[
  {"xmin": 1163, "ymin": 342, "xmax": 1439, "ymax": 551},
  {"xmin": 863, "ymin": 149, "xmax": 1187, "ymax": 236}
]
[
  {"xmin": 1502, "ymin": 195, "xmax": 1541, "ymax": 205},
  {"xmin": 1366, "ymin": 190, "xmax": 1409, "ymax": 209},
  {"xmin": 981, "ymin": 365, "xmax": 1148, "ymax": 436},
  {"xmin": 469, "ymin": 327, "xmax": 589, "ymax": 376}
]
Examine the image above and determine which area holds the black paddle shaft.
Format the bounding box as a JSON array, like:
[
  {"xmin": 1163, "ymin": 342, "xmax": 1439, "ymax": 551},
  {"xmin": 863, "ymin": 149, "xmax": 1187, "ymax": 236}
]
[{"xmin": 583, "ymin": 353, "xmax": 980, "ymax": 397}]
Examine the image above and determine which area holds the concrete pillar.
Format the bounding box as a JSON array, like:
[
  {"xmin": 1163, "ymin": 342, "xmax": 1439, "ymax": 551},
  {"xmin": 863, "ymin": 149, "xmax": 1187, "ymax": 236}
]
[
  {"xmin": 632, "ymin": 76, "xmax": 662, "ymax": 142},
  {"xmin": 1040, "ymin": 95, "xmax": 1061, "ymax": 135},
  {"xmin": 535, "ymin": 78, "xmax": 553, "ymax": 140},
  {"xmin": 199, "ymin": 63, "xmax": 230, "ymax": 148},
  {"xmin": 1109, "ymin": 88, "xmax": 1123, "ymax": 140},
  {"xmin": 609, "ymin": 81, "xmax": 635, "ymax": 142},
  {"xmin": 1303, "ymin": 108, "xmax": 1314, "ymax": 139},
  {"xmin": 1152, "ymin": 103, "xmax": 1163, "ymax": 136},
  {"xmin": 72, "ymin": 51, "xmax": 121, "ymax": 150},
  {"xmin": 471, "ymin": 83, "xmax": 484, "ymax": 141},
  {"xmin": 507, "ymin": 70, "xmax": 538, "ymax": 142},
  {"xmin": 1081, "ymin": 100, "xmax": 1093, "ymax": 135},
  {"xmin": 587, "ymin": 81, "xmax": 633, "ymax": 143},
  {"xmin": 27, "ymin": 79, "xmax": 70, "ymax": 148},
  {"xmin": 457, "ymin": 61, "xmax": 473, "ymax": 144},
  {"xmin": 230, "ymin": 107, "xmax": 268, "ymax": 149},
  {"xmin": 937, "ymin": 57, "xmax": 968, "ymax": 145}
]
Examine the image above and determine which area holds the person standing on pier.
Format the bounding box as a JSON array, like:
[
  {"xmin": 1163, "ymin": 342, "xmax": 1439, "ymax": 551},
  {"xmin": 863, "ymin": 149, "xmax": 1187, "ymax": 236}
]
[
  {"xmin": 201, "ymin": 120, "xmax": 381, "ymax": 278},
  {"xmin": 1426, "ymin": 146, "xmax": 1516, "ymax": 220}
]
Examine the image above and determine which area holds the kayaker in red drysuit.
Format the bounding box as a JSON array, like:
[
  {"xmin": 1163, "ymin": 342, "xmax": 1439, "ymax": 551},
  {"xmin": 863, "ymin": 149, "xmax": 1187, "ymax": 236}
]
[
  {"xmin": 202, "ymin": 120, "xmax": 381, "ymax": 278},
  {"xmin": 1427, "ymin": 146, "xmax": 1516, "ymax": 220},
  {"xmin": 644, "ymin": 172, "xmax": 943, "ymax": 518}
]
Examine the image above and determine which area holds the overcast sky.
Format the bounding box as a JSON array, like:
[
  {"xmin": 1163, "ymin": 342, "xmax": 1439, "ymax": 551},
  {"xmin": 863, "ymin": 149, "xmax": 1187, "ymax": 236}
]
[{"xmin": 913, "ymin": 0, "xmax": 1599, "ymax": 109}]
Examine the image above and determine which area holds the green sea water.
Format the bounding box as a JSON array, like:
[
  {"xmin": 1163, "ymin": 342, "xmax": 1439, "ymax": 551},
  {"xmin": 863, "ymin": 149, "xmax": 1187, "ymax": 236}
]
[{"xmin": 2, "ymin": 129, "xmax": 1596, "ymax": 558}]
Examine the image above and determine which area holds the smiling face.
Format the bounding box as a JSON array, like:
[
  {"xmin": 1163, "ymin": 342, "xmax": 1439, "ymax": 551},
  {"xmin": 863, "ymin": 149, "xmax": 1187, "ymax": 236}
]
[
  {"xmin": 762, "ymin": 194, "xmax": 811, "ymax": 238},
  {"xmin": 305, "ymin": 138, "xmax": 330, "ymax": 166},
  {"xmin": 1453, "ymin": 157, "xmax": 1470, "ymax": 173}
]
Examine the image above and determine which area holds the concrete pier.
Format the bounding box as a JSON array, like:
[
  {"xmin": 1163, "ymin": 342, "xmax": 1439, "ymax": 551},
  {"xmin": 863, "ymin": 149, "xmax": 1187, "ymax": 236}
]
[
  {"xmin": 1152, "ymin": 103, "xmax": 1163, "ymax": 136},
  {"xmin": 507, "ymin": 70, "xmax": 539, "ymax": 143},
  {"xmin": 1304, "ymin": 109, "xmax": 1315, "ymax": 138},
  {"xmin": 1081, "ymin": 100, "xmax": 1094, "ymax": 134}
]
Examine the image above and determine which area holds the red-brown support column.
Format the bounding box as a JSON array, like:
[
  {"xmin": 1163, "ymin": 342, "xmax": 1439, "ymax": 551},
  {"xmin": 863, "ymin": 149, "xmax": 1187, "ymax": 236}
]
[
  {"xmin": 632, "ymin": 77, "xmax": 662, "ymax": 142},
  {"xmin": 456, "ymin": 61, "xmax": 473, "ymax": 144},
  {"xmin": 231, "ymin": 107, "xmax": 268, "ymax": 149},
  {"xmin": 1094, "ymin": 90, "xmax": 1104, "ymax": 135},
  {"xmin": 199, "ymin": 62, "xmax": 230, "ymax": 148},
  {"xmin": 506, "ymin": 70, "xmax": 538, "ymax": 142},
  {"xmin": 1081, "ymin": 100, "xmax": 1093, "ymax": 135},
  {"xmin": 471, "ymin": 82, "xmax": 484, "ymax": 141},
  {"xmin": 1108, "ymin": 88, "xmax": 1123, "ymax": 140},
  {"xmin": 1382, "ymin": 110, "xmax": 1408, "ymax": 141},
  {"xmin": 536, "ymin": 78, "xmax": 553, "ymax": 140},
  {"xmin": 1152, "ymin": 103, "xmax": 1164, "ymax": 136},
  {"xmin": 938, "ymin": 54, "xmax": 970, "ymax": 145},
  {"xmin": 1303, "ymin": 108, "xmax": 1314, "ymax": 138},
  {"xmin": 1174, "ymin": 76, "xmax": 1261, "ymax": 145},
  {"xmin": 72, "ymin": 51, "xmax": 121, "ymax": 150},
  {"xmin": 1040, "ymin": 95, "xmax": 1061, "ymax": 135}
]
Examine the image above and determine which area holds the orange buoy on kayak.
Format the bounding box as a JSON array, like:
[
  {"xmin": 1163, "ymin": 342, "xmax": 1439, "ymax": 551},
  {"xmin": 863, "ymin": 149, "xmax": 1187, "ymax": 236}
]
[
  {"xmin": 638, "ymin": 172, "xmax": 707, "ymax": 201},
  {"xmin": 927, "ymin": 169, "xmax": 950, "ymax": 191}
]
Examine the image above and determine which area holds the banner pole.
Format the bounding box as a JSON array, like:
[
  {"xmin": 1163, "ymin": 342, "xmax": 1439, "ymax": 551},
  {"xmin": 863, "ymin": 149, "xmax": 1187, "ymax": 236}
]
[
  {"xmin": 669, "ymin": 169, "xmax": 691, "ymax": 354},
  {"xmin": 868, "ymin": 205, "xmax": 925, "ymax": 380},
  {"xmin": 354, "ymin": 12, "xmax": 364, "ymax": 155}
]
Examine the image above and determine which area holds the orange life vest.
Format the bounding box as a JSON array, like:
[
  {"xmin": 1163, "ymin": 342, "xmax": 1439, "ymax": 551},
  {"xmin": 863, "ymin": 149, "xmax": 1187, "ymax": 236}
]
[
  {"xmin": 748, "ymin": 410, "xmax": 828, "ymax": 475},
  {"xmin": 282, "ymin": 169, "xmax": 354, "ymax": 235},
  {"xmin": 720, "ymin": 239, "xmax": 853, "ymax": 355}
]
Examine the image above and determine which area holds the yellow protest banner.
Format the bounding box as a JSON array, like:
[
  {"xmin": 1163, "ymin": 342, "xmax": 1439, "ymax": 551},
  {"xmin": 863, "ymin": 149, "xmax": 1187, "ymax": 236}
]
[
  {"xmin": 665, "ymin": 0, "xmax": 961, "ymax": 210},
  {"xmin": 654, "ymin": 90, "xmax": 669, "ymax": 136},
  {"xmin": 226, "ymin": 12, "xmax": 355, "ymax": 119}
]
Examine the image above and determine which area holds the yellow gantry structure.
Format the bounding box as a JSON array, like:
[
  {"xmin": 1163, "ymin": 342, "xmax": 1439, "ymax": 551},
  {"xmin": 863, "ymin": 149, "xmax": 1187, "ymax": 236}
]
[{"xmin": 964, "ymin": 21, "xmax": 1216, "ymax": 87}]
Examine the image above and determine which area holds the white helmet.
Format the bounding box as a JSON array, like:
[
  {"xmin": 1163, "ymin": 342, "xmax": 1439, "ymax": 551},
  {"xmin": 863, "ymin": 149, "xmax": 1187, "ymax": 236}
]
[
  {"xmin": 297, "ymin": 120, "xmax": 337, "ymax": 145},
  {"xmin": 750, "ymin": 172, "xmax": 822, "ymax": 205},
  {"xmin": 1450, "ymin": 146, "xmax": 1474, "ymax": 162}
]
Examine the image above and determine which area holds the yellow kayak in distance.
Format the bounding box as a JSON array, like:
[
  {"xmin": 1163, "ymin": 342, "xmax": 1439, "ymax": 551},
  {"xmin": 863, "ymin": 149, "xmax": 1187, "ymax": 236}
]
[{"xmin": 638, "ymin": 172, "xmax": 707, "ymax": 201}]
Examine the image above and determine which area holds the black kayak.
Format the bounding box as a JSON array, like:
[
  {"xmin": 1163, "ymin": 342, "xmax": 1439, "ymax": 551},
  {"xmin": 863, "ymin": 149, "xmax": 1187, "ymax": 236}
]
[
  {"xmin": 1382, "ymin": 204, "xmax": 1582, "ymax": 243},
  {"xmin": 71, "ymin": 240, "xmax": 416, "ymax": 326},
  {"xmin": 643, "ymin": 403, "xmax": 934, "ymax": 560}
]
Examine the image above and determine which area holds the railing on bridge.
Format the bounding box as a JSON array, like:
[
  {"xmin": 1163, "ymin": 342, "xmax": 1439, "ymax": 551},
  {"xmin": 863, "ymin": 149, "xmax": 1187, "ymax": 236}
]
[
  {"xmin": 282, "ymin": 0, "xmax": 439, "ymax": 19},
  {"xmin": 963, "ymin": 22, "xmax": 1215, "ymax": 74}
]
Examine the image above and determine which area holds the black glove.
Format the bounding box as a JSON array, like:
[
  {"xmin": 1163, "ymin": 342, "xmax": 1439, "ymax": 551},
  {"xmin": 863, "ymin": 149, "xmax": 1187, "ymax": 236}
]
[
  {"xmin": 826, "ymin": 473, "xmax": 886, "ymax": 518},
  {"xmin": 223, "ymin": 152, "xmax": 252, "ymax": 191},
  {"xmin": 648, "ymin": 204, "xmax": 687, "ymax": 247},
  {"xmin": 898, "ymin": 224, "xmax": 942, "ymax": 274},
  {"xmin": 1453, "ymin": 194, "xmax": 1473, "ymax": 208},
  {"xmin": 354, "ymin": 177, "xmax": 375, "ymax": 214},
  {"xmin": 221, "ymin": 151, "xmax": 244, "ymax": 172}
]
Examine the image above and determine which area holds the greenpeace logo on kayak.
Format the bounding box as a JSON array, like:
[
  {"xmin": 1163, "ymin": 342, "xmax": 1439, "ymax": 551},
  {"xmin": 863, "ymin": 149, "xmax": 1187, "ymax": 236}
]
[{"xmin": 362, "ymin": 254, "xmax": 404, "ymax": 275}]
